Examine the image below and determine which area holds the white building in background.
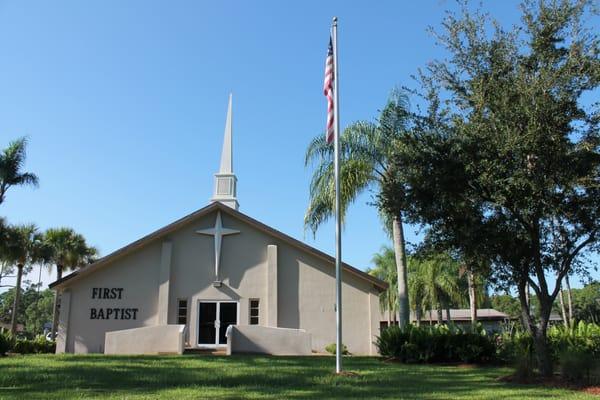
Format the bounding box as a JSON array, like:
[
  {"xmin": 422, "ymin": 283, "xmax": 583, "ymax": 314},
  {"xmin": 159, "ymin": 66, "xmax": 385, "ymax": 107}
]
[{"xmin": 50, "ymin": 95, "xmax": 386, "ymax": 355}]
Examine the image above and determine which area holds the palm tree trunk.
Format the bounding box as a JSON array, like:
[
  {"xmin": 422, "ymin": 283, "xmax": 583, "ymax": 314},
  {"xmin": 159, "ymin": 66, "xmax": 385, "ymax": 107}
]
[
  {"xmin": 525, "ymin": 281, "xmax": 531, "ymax": 314},
  {"xmin": 10, "ymin": 264, "xmax": 24, "ymax": 334},
  {"xmin": 34, "ymin": 264, "xmax": 43, "ymax": 310},
  {"xmin": 388, "ymin": 296, "xmax": 392, "ymax": 327},
  {"xmin": 415, "ymin": 304, "xmax": 422, "ymax": 327},
  {"xmin": 392, "ymin": 215, "xmax": 409, "ymax": 327},
  {"xmin": 467, "ymin": 269, "xmax": 478, "ymax": 326},
  {"xmin": 51, "ymin": 265, "xmax": 63, "ymax": 340},
  {"xmin": 565, "ymin": 275, "xmax": 573, "ymax": 325},
  {"xmin": 558, "ymin": 284, "xmax": 568, "ymax": 327},
  {"xmin": 37, "ymin": 264, "xmax": 42, "ymax": 293},
  {"xmin": 437, "ymin": 305, "xmax": 443, "ymax": 324},
  {"xmin": 445, "ymin": 305, "xmax": 451, "ymax": 324}
]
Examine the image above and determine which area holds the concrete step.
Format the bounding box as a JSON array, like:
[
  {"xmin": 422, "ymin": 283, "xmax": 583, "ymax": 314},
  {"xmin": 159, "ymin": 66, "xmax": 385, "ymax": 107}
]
[{"xmin": 184, "ymin": 348, "xmax": 227, "ymax": 356}]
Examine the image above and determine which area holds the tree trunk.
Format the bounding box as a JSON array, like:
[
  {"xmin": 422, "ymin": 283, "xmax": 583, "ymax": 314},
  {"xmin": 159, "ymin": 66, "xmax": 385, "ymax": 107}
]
[
  {"xmin": 436, "ymin": 305, "xmax": 443, "ymax": 324},
  {"xmin": 445, "ymin": 305, "xmax": 451, "ymax": 324},
  {"xmin": 51, "ymin": 265, "xmax": 63, "ymax": 341},
  {"xmin": 392, "ymin": 215, "xmax": 409, "ymax": 327},
  {"xmin": 10, "ymin": 264, "xmax": 24, "ymax": 334},
  {"xmin": 558, "ymin": 284, "xmax": 568, "ymax": 327},
  {"xmin": 518, "ymin": 278, "xmax": 554, "ymax": 377},
  {"xmin": 565, "ymin": 275, "xmax": 573, "ymax": 325},
  {"xmin": 467, "ymin": 269, "xmax": 478, "ymax": 326},
  {"xmin": 535, "ymin": 299, "xmax": 554, "ymax": 377},
  {"xmin": 415, "ymin": 304, "xmax": 422, "ymax": 327},
  {"xmin": 533, "ymin": 327, "xmax": 552, "ymax": 377}
]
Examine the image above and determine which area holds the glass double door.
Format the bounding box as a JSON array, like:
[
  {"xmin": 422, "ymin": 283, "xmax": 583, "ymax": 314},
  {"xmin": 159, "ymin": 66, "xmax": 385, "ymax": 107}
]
[{"xmin": 198, "ymin": 301, "xmax": 238, "ymax": 347}]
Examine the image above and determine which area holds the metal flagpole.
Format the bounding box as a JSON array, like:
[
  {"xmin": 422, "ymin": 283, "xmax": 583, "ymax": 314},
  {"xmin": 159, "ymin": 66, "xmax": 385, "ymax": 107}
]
[{"xmin": 332, "ymin": 16, "xmax": 342, "ymax": 374}]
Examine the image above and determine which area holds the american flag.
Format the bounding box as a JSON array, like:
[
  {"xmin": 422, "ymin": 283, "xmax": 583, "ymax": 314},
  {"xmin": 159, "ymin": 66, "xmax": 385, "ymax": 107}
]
[{"xmin": 323, "ymin": 37, "xmax": 334, "ymax": 144}]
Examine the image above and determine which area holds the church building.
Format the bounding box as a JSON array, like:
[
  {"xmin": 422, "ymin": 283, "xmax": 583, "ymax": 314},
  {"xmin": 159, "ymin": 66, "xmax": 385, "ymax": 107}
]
[{"xmin": 49, "ymin": 95, "xmax": 386, "ymax": 355}]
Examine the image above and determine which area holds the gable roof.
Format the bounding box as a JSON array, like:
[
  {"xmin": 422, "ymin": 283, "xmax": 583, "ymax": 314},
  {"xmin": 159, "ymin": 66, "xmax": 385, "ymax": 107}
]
[{"xmin": 49, "ymin": 202, "xmax": 387, "ymax": 291}]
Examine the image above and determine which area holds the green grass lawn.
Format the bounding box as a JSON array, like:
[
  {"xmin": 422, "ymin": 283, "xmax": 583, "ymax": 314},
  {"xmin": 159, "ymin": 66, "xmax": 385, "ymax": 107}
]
[{"xmin": 0, "ymin": 354, "xmax": 595, "ymax": 400}]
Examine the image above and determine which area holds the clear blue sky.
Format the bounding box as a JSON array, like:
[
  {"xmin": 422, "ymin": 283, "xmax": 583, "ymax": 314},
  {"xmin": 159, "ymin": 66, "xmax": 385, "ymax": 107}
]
[{"xmin": 0, "ymin": 1, "xmax": 597, "ymax": 291}]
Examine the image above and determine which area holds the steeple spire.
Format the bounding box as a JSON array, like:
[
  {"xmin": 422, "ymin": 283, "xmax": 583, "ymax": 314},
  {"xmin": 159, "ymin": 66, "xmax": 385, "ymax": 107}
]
[
  {"xmin": 219, "ymin": 94, "xmax": 233, "ymax": 174},
  {"xmin": 211, "ymin": 94, "xmax": 239, "ymax": 210}
]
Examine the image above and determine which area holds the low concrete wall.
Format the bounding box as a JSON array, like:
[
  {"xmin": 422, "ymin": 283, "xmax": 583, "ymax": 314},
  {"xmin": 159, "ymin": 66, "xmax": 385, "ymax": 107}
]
[
  {"xmin": 226, "ymin": 325, "xmax": 311, "ymax": 355},
  {"xmin": 105, "ymin": 325, "xmax": 185, "ymax": 355}
]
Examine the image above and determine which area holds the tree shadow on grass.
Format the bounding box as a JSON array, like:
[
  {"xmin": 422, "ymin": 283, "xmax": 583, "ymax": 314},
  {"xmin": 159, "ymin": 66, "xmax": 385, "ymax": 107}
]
[{"xmin": 0, "ymin": 355, "xmax": 588, "ymax": 399}]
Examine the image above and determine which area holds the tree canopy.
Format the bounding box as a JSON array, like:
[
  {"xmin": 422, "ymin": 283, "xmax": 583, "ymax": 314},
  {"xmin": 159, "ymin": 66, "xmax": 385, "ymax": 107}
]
[{"xmin": 387, "ymin": 0, "xmax": 600, "ymax": 376}]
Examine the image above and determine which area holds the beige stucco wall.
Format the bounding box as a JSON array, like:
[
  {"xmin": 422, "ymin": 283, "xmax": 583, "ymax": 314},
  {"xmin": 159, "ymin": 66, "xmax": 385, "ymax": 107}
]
[
  {"xmin": 226, "ymin": 325, "xmax": 311, "ymax": 355},
  {"xmin": 57, "ymin": 241, "xmax": 162, "ymax": 353},
  {"xmin": 105, "ymin": 325, "xmax": 185, "ymax": 355},
  {"xmin": 56, "ymin": 208, "xmax": 381, "ymax": 355},
  {"xmin": 277, "ymin": 243, "xmax": 379, "ymax": 355}
]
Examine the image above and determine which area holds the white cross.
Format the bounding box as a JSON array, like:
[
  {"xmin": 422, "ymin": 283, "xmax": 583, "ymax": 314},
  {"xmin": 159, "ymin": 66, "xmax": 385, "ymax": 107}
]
[{"xmin": 196, "ymin": 211, "xmax": 240, "ymax": 281}]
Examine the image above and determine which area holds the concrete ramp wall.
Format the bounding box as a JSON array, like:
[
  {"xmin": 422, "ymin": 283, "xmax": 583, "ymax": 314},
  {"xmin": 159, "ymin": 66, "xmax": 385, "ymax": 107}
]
[
  {"xmin": 226, "ymin": 325, "xmax": 311, "ymax": 355},
  {"xmin": 105, "ymin": 325, "xmax": 185, "ymax": 355}
]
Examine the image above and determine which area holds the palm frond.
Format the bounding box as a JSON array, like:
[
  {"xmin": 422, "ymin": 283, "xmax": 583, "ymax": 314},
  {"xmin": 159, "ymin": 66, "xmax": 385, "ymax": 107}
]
[
  {"xmin": 43, "ymin": 227, "xmax": 96, "ymax": 272},
  {"xmin": 304, "ymin": 134, "xmax": 333, "ymax": 167},
  {"xmin": 304, "ymin": 155, "xmax": 375, "ymax": 235},
  {"xmin": 15, "ymin": 172, "xmax": 39, "ymax": 187},
  {"xmin": 0, "ymin": 137, "xmax": 39, "ymax": 203}
]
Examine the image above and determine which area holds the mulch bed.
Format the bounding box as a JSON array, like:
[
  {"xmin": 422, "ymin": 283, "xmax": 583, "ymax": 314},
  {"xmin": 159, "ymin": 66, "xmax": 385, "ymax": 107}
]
[
  {"xmin": 381, "ymin": 358, "xmax": 481, "ymax": 368},
  {"xmin": 498, "ymin": 374, "xmax": 600, "ymax": 396},
  {"xmin": 583, "ymin": 387, "xmax": 600, "ymax": 395}
]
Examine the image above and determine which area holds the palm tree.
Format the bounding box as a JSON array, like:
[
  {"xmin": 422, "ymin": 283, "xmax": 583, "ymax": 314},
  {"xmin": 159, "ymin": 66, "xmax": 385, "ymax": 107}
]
[
  {"xmin": 0, "ymin": 137, "xmax": 39, "ymax": 205},
  {"xmin": 304, "ymin": 91, "xmax": 412, "ymax": 326},
  {"xmin": 458, "ymin": 264, "xmax": 488, "ymax": 326},
  {"xmin": 3, "ymin": 224, "xmax": 43, "ymax": 334},
  {"xmin": 44, "ymin": 228, "xmax": 97, "ymax": 340},
  {"xmin": 0, "ymin": 219, "xmax": 20, "ymax": 299},
  {"xmin": 412, "ymin": 254, "xmax": 463, "ymax": 324},
  {"xmin": 408, "ymin": 257, "xmax": 428, "ymax": 326},
  {"xmin": 368, "ymin": 247, "xmax": 398, "ymax": 326},
  {"xmin": 558, "ymin": 282, "xmax": 569, "ymax": 327},
  {"xmin": 565, "ymin": 274, "xmax": 574, "ymax": 325},
  {"xmin": 0, "ymin": 217, "xmax": 8, "ymax": 270}
]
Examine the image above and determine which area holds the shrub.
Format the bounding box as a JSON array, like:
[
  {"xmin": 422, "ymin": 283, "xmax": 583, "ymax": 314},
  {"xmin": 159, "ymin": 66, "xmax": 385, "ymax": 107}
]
[
  {"xmin": 13, "ymin": 338, "xmax": 34, "ymax": 354},
  {"xmin": 0, "ymin": 332, "xmax": 16, "ymax": 356},
  {"xmin": 32, "ymin": 335, "xmax": 56, "ymax": 353},
  {"xmin": 495, "ymin": 329, "xmax": 534, "ymax": 364},
  {"xmin": 11, "ymin": 335, "xmax": 55, "ymax": 354},
  {"xmin": 548, "ymin": 321, "xmax": 600, "ymax": 362},
  {"xmin": 325, "ymin": 343, "xmax": 349, "ymax": 355},
  {"xmin": 374, "ymin": 324, "xmax": 496, "ymax": 364},
  {"xmin": 375, "ymin": 325, "xmax": 407, "ymax": 359},
  {"xmin": 495, "ymin": 322, "xmax": 600, "ymax": 381},
  {"xmin": 559, "ymin": 346, "xmax": 597, "ymax": 384}
]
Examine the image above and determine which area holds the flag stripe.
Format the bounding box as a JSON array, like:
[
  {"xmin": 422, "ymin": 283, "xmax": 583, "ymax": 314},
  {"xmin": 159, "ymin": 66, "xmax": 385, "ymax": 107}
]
[{"xmin": 324, "ymin": 38, "xmax": 334, "ymax": 144}]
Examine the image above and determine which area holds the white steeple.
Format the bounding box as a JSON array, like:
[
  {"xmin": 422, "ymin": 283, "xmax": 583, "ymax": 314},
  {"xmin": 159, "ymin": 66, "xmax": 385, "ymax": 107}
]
[{"xmin": 211, "ymin": 94, "xmax": 239, "ymax": 210}]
